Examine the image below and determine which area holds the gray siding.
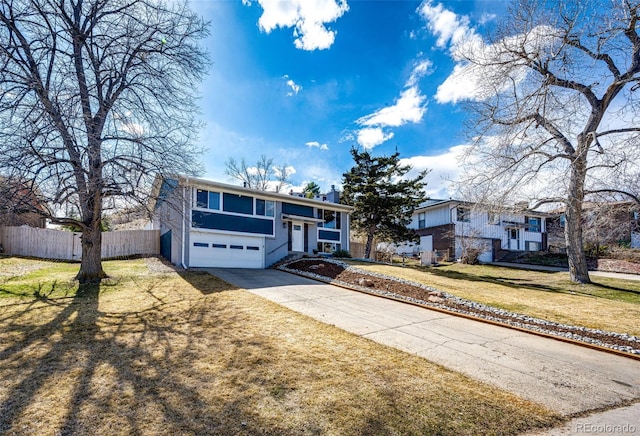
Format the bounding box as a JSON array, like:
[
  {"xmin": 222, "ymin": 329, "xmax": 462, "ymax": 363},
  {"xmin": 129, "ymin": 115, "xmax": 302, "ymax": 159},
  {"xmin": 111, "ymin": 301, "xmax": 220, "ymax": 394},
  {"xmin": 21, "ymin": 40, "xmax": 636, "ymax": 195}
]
[
  {"xmin": 154, "ymin": 182, "xmax": 188, "ymax": 266},
  {"xmin": 265, "ymin": 202, "xmax": 289, "ymax": 267}
]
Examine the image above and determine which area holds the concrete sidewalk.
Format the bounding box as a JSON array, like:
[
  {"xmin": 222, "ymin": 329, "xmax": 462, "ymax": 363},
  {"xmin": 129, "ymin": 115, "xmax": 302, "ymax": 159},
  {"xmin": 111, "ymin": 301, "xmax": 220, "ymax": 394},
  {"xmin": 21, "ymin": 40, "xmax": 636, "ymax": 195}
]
[{"xmin": 207, "ymin": 268, "xmax": 640, "ymax": 430}]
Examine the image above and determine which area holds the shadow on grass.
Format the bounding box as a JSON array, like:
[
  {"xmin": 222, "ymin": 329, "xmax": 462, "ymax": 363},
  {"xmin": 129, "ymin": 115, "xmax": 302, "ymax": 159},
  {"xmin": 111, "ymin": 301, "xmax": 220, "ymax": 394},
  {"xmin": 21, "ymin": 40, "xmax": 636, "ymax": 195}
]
[
  {"xmin": 0, "ymin": 273, "xmax": 271, "ymax": 435},
  {"xmin": 418, "ymin": 265, "xmax": 639, "ymax": 299}
]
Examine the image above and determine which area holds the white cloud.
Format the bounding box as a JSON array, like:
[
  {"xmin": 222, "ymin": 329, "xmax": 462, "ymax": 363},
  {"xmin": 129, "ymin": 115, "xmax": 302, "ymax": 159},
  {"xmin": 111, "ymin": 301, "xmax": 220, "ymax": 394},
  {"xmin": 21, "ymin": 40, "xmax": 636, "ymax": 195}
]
[
  {"xmin": 399, "ymin": 144, "xmax": 470, "ymax": 198},
  {"xmin": 418, "ymin": 0, "xmax": 471, "ymax": 48},
  {"xmin": 356, "ymin": 127, "xmax": 394, "ymax": 150},
  {"xmin": 248, "ymin": 0, "xmax": 349, "ymax": 51},
  {"xmin": 306, "ymin": 141, "xmax": 329, "ymax": 150},
  {"xmin": 407, "ymin": 59, "xmax": 432, "ymax": 87},
  {"xmin": 285, "ymin": 78, "xmax": 302, "ymax": 96},
  {"xmin": 479, "ymin": 12, "xmax": 497, "ymax": 25},
  {"xmin": 120, "ymin": 122, "xmax": 144, "ymax": 136},
  {"xmin": 357, "ymin": 87, "xmax": 427, "ymax": 128},
  {"xmin": 419, "ymin": 1, "xmax": 558, "ymax": 104},
  {"xmin": 353, "ymin": 60, "xmax": 430, "ymax": 149}
]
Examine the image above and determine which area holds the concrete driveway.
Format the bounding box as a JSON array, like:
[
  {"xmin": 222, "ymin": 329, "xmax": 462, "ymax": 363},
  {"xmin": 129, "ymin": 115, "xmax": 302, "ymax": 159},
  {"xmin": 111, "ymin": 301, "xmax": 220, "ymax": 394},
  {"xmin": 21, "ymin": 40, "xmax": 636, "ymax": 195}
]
[{"xmin": 206, "ymin": 268, "xmax": 640, "ymax": 421}]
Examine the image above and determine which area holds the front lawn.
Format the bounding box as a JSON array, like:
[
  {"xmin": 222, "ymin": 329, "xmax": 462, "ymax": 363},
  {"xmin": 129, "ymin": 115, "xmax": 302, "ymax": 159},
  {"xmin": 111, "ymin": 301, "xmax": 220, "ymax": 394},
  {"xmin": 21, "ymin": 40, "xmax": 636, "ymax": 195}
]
[
  {"xmin": 0, "ymin": 256, "xmax": 561, "ymax": 435},
  {"xmin": 347, "ymin": 261, "xmax": 640, "ymax": 336}
]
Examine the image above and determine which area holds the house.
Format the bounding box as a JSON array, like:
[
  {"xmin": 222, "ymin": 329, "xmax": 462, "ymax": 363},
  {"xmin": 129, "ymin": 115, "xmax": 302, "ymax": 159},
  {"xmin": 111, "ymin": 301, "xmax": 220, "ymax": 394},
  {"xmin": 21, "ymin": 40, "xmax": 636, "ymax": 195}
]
[
  {"xmin": 548, "ymin": 201, "xmax": 640, "ymax": 252},
  {"xmin": 0, "ymin": 177, "xmax": 47, "ymax": 228},
  {"xmin": 400, "ymin": 199, "xmax": 548, "ymax": 263},
  {"xmin": 152, "ymin": 176, "xmax": 353, "ymax": 268}
]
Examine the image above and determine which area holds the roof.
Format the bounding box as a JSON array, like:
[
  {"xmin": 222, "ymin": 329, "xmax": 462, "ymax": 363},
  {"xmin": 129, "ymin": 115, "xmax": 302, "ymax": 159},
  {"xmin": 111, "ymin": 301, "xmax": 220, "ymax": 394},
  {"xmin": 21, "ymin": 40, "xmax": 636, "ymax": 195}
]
[
  {"xmin": 414, "ymin": 198, "xmax": 550, "ymax": 217},
  {"xmin": 170, "ymin": 175, "xmax": 354, "ymax": 213}
]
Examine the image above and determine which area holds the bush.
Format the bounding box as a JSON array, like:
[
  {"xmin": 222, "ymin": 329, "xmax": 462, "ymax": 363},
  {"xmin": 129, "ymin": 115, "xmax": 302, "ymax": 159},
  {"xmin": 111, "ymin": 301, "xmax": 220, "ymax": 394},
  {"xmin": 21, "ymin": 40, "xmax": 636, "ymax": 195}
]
[
  {"xmin": 460, "ymin": 248, "xmax": 482, "ymax": 265},
  {"xmin": 332, "ymin": 249, "xmax": 352, "ymax": 258}
]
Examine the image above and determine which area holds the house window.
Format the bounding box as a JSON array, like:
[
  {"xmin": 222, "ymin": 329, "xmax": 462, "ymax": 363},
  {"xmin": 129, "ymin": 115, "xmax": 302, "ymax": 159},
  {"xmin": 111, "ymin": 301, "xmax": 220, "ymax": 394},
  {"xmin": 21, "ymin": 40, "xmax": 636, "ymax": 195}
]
[
  {"xmin": 256, "ymin": 199, "xmax": 275, "ymax": 217},
  {"xmin": 488, "ymin": 212, "xmax": 499, "ymax": 225},
  {"xmin": 456, "ymin": 207, "xmax": 470, "ymax": 222},
  {"xmin": 318, "ymin": 209, "xmax": 341, "ymax": 229},
  {"xmin": 526, "ymin": 216, "xmax": 541, "ymax": 232},
  {"xmin": 525, "ymin": 241, "xmax": 541, "ymax": 251},
  {"xmin": 223, "ymin": 193, "xmax": 253, "ymax": 215},
  {"xmin": 317, "ymin": 242, "xmax": 340, "ymax": 253},
  {"xmin": 196, "ymin": 190, "xmax": 208, "ymax": 208},
  {"xmin": 195, "ymin": 189, "xmax": 220, "ymax": 210},
  {"xmin": 418, "ymin": 212, "xmax": 425, "ymax": 229}
]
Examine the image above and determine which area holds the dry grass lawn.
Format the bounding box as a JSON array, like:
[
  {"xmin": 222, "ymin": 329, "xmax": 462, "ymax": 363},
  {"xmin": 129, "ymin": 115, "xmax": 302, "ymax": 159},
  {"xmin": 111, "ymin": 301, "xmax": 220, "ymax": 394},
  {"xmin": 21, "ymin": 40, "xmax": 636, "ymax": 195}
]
[
  {"xmin": 347, "ymin": 261, "xmax": 640, "ymax": 336},
  {"xmin": 0, "ymin": 256, "xmax": 562, "ymax": 435}
]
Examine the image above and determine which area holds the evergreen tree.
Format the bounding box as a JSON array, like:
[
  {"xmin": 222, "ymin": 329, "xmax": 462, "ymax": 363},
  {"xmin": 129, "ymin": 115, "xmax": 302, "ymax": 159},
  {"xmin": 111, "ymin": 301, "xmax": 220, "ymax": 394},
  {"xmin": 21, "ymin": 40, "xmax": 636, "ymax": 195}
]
[
  {"xmin": 342, "ymin": 148, "xmax": 429, "ymax": 259},
  {"xmin": 303, "ymin": 181, "xmax": 321, "ymax": 198}
]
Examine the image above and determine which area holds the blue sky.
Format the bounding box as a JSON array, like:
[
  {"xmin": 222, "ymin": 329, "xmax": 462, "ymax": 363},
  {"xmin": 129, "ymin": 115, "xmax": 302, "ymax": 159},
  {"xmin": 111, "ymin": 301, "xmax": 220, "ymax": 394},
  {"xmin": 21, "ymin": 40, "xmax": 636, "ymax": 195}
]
[{"xmin": 189, "ymin": 0, "xmax": 510, "ymax": 198}]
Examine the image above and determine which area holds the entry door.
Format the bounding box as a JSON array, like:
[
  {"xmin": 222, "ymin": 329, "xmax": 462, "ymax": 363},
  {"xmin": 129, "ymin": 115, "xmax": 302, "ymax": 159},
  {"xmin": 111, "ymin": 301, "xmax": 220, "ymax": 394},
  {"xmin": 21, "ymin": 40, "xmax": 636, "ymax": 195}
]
[
  {"xmin": 508, "ymin": 229, "xmax": 520, "ymax": 250},
  {"xmin": 291, "ymin": 222, "xmax": 304, "ymax": 252}
]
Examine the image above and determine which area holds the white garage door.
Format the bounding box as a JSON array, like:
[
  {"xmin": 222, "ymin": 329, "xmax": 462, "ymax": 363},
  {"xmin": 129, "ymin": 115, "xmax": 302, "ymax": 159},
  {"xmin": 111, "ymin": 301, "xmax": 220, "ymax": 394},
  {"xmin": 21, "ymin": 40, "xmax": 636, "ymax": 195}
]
[{"xmin": 189, "ymin": 233, "xmax": 265, "ymax": 268}]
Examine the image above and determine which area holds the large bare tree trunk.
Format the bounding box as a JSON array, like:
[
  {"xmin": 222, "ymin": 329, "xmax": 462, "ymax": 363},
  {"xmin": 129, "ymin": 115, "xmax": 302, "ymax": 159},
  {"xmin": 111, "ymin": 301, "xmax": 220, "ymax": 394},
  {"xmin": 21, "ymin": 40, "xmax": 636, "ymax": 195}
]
[
  {"xmin": 565, "ymin": 150, "xmax": 591, "ymax": 284},
  {"xmin": 77, "ymin": 224, "xmax": 106, "ymax": 283},
  {"xmin": 76, "ymin": 170, "xmax": 106, "ymax": 283}
]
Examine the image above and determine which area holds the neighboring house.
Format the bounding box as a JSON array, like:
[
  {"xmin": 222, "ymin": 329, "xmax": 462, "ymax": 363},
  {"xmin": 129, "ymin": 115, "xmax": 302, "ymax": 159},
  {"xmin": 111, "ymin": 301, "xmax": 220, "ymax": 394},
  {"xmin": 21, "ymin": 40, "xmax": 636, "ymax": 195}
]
[
  {"xmin": 0, "ymin": 178, "xmax": 47, "ymax": 228},
  {"xmin": 548, "ymin": 201, "xmax": 640, "ymax": 252},
  {"xmin": 400, "ymin": 199, "xmax": 548, "ymax": 263},
  {"xmin": 152, "ymin": 176, "xmax": 353, "ymax": 269}
]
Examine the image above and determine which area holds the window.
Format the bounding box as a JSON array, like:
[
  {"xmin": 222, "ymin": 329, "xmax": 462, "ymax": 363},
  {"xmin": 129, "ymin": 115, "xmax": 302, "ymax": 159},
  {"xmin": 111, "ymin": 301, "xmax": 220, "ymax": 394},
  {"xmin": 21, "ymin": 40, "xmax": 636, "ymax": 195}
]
[
  {"xmin": 223, "ymin": 193, "xmax": 253, "ymax": 215},
  {"xmin": 209, "ymin": 191, "xmax": 220, "ymax": 210},
  {"xmin": 256, "ymin": 199, "xmax": 275, "ymax": 217},
  {"xmin": 196, "ymin": 189, "xmax": 208, "ymax": 208},
  {"xmin": 195, "ymin": 189, "xmax": 220, "ymax": 210},
  {"xmin": 488, "ymin": 212, "xmax": 499, "ymax": 225},
  {"xmin": 212, "ymin": 243, "xmax": 227, "ymax": 248},
  {"xmin": 247, "ymin": 246, "xmax": 260, "ymax": 251},
  {"xmin": 456, "ymin": 207, "xmax": 470, "ymax": 222},
  {"xmin": 193, "ymin": 242, "xmax": 209, "ymax": 247},
  {"xmin": 526, "ymin": 216, "xmax": 541, "ymax": 232},
  {"xmin": 317, "ymin": 242, "xmax": 340, "ymax": 253},
  {"xmin": 525, "ymin": 241, "xmax": 541, "ymax": 251},
  {"xmin": 418, "ymin": 212, "xmax": 425, "ymax": 229},
  {"xmin": 318, "ymin": 209, "xmax": 340, "ymax": 229},
  {"xmin": 230, "ymin": 245, "xmax": 243, "ymax": 250},
  {"xmin": 282, "ymin": 202, "xmax": 314, "ymax": 218}
]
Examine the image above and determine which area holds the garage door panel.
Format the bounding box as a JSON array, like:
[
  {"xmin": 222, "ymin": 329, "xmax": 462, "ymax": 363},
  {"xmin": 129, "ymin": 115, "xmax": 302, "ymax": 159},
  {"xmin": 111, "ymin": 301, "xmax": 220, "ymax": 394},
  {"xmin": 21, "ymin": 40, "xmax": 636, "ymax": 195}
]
[{"xmin": 190, "ymin": 233, "xmax": 264, "ymax": 268}]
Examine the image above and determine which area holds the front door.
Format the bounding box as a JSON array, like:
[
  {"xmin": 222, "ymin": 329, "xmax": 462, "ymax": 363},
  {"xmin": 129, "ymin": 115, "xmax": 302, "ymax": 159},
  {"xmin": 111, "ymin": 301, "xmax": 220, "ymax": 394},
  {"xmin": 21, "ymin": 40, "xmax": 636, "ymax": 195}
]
[
  {"xmin": 508, "ymin": 229, "xmax": 519, "ymax": 250},
  {"xmin": 291, "ymin": 221, "xmax": 304, "ymax": 252}
]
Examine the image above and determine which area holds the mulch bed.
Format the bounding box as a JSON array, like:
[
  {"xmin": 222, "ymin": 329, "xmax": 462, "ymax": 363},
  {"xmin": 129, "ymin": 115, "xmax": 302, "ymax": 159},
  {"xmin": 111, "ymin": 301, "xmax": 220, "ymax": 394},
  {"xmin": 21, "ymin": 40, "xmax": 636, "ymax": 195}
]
[{"xmin": 282, "ymin": 258, "xmax": 640, "ymax": 356}]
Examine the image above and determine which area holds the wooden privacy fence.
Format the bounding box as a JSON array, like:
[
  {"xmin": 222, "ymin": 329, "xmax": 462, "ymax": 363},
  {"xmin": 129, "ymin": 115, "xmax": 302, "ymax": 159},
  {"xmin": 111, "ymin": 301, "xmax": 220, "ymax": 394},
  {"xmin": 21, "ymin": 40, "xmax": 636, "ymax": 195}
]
[{"xmin": 0, "ymin": 226, "xmax": 159, "ymax": 261}]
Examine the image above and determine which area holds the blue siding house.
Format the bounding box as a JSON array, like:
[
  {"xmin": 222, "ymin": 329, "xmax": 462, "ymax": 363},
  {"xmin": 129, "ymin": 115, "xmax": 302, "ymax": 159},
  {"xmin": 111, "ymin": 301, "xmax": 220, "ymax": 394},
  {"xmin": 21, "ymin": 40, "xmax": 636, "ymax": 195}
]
[{"xmin": 153, "ymin": 176, "xmax": 352, "ymax": 268}]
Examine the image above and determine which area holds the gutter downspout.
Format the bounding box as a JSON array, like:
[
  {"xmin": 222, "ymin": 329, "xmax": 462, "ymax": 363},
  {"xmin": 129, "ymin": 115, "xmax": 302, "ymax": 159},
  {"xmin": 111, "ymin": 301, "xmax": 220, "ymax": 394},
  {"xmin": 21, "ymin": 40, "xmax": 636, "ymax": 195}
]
[{"xmin": 181, "ymin": 183, "xmax": 187, "ymax": 269}]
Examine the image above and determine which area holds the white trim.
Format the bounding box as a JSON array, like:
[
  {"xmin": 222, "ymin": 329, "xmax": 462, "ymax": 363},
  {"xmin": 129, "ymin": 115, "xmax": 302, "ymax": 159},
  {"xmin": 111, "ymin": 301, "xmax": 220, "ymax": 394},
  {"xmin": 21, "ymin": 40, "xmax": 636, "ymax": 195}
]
[{"xmin": 281, "ymin": 213, "xmax": 324, "ymax": 224}]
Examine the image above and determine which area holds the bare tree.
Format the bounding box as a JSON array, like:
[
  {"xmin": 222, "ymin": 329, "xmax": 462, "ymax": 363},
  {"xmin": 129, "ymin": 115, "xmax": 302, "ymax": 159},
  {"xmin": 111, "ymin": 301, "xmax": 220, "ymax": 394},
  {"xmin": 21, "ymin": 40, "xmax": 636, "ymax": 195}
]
[
  {"xmin": 457, "ymin": 0, "xmax": 640, "ymax": 283},
  {"xmin": 224, "ymin": 155, "xmax": 293, "ymax": 192},
  {"xmin": 0, "ymin": 0, "xmax": 209, "ymax": 283}
]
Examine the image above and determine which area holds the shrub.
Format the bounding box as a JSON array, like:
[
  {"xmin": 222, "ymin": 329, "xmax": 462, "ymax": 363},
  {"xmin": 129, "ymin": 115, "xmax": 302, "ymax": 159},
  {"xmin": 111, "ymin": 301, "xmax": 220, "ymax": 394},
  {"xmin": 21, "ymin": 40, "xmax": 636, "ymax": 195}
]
[{"xmin": 332, "ymin": 249, "xmax": 352, "ymax": 258}]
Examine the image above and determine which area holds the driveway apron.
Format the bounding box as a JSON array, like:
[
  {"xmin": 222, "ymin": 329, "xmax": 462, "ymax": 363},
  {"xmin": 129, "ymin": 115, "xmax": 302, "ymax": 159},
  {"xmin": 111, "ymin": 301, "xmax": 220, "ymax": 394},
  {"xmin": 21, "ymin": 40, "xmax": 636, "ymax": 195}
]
[{"xmin": 206, "ymin": 268, "xmax": 640, "ymax": 418}]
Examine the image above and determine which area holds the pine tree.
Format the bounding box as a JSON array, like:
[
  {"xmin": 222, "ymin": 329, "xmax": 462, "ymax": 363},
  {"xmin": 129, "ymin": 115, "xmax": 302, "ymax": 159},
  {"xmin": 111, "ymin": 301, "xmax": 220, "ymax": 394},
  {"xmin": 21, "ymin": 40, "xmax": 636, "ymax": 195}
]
[{"xmin": 342, "ymin": 148, "xmax": 429, "ymax": 259}]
